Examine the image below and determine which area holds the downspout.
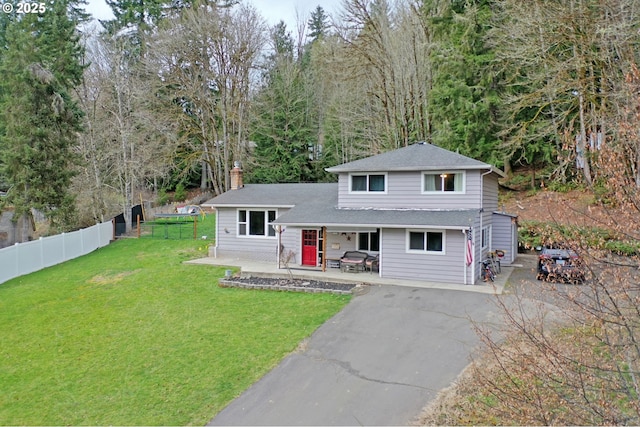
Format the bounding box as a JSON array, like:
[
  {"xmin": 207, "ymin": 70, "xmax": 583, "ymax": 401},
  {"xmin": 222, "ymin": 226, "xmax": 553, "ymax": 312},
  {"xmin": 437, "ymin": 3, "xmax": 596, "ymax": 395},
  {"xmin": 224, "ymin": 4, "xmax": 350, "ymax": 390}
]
[{"xmin": 478, "ymin": 169, "xmax": 493, "ymax": 284}]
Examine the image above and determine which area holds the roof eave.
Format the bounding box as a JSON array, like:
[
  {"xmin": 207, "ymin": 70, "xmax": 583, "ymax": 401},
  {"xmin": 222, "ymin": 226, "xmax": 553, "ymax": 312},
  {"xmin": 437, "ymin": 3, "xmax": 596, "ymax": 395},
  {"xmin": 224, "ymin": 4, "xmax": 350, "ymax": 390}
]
[
  {"xmin": 326, "ymin": 164, "xmax": 506, "ymax": 176},
  {"xmin": 272, "ymin": 221, "xmax": 470, "ymax": 230}
]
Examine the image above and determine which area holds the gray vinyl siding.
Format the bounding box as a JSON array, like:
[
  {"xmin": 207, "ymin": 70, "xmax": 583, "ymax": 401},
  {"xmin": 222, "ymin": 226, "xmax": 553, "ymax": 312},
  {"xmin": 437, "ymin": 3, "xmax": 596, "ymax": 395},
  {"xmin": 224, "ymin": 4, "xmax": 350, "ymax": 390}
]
[
  {"xmin": 380, "ymin": 228, "xmax": 466, "ymax": 284},
  {"xmin": 324, "ymin": 232, "xmax": 357, "ymax": 260},
  {"xmin": 492, "ymin": 213, "xmax": 517, "ymax": 264},
  {"xmin": 471, "ymin": 216, "xmax": 482, "ymax": 283},
  {"xmin": 279, "ymin": 225, "xmax": 301, "ymax": 265},
  {"xmin": 482, "ymin": 173, "xmax": 499, "ymax": 213},
  {"xmin": 215, "ymin": 207, "xmax": 285, "ymax": 261},
  {"xmin": 337, "ymin": 170, "xmax": 485, "ymax": 209}
]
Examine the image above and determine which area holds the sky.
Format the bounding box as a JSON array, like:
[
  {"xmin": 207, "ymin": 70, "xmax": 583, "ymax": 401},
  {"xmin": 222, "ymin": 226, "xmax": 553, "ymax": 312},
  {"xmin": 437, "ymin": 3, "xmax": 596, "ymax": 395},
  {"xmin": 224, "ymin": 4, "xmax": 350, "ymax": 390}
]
[{"xmin": 84, "ymin": 0, "xmax": 343, "ymax": 30}]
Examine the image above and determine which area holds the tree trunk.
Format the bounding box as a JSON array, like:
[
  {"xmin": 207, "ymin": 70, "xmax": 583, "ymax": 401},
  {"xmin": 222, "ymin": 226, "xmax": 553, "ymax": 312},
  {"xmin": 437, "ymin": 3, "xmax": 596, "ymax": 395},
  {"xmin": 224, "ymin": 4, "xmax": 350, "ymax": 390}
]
[{"xmin": 578, "ymin": 92, "xmax": 593, "ymax": 185}]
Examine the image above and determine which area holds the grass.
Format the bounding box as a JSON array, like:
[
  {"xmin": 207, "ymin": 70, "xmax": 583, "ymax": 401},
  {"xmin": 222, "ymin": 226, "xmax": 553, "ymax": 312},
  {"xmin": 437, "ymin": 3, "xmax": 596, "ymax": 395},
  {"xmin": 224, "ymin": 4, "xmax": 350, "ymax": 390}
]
[
  {"xmin": 139, "ymin": 213, "xmax": 216, "ymax": 241},
  {"xmin": 0, "ymin": 239, "xmax": 351, "ymax": 425}
]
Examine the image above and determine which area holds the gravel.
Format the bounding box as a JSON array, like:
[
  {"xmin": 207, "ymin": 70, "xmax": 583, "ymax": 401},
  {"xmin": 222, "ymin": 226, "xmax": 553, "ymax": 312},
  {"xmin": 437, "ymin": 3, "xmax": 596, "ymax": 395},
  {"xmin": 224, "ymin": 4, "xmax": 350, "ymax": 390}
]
[{"xmin": 219, "ymin": 276, "xmax": 357, "ymax": 294}]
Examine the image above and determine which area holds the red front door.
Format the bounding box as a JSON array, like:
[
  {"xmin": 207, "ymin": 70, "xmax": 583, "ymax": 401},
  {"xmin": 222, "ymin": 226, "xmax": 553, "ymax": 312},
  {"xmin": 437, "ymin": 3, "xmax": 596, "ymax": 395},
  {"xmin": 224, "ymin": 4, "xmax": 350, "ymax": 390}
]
[{"xmin": 301, "ymin": 230, "xmax": 318, "ymax": 266}]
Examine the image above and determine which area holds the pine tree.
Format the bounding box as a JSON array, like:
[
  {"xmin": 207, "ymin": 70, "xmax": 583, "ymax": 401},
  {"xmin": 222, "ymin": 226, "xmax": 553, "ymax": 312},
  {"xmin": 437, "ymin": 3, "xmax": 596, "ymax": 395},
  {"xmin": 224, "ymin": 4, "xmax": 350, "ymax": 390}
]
[
  {"xmin": 307, "ymin": 5, "xmax": 329, "ymax": 42},
  {"xmin": 0, "ymin": 0, "xmax": 86, "ymax": 232},
  {"xmin": 426, "ymin": 0, "xmax": 503, "ymax": 166},
  {"xmin": 249, "ymin": 25, "xmax": 315, "ymax": 183}
]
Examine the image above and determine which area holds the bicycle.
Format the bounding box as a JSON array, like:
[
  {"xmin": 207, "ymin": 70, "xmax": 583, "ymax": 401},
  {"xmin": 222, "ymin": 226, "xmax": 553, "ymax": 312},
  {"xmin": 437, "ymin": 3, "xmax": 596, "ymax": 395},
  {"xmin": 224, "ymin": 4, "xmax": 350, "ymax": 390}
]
[{"xmin": 480, "ymin": 259, "xmax": 496, "ymax": 282}]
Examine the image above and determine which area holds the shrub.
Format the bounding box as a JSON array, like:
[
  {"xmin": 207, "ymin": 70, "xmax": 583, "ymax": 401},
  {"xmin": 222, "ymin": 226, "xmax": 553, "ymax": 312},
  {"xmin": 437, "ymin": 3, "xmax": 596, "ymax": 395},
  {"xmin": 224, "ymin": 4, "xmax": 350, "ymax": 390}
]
[
  {"xmin": 174, "ymin": 183, "xmax": 187, "ymax": 202},
  {"xmin": 157, "ymin": 188, "xmax": 170, "ymax": 206}
]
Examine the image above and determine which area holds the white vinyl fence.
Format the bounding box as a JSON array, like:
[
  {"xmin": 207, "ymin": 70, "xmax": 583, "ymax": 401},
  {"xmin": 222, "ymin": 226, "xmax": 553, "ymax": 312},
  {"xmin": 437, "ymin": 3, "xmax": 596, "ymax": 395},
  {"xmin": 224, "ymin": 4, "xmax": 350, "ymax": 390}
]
[{"xmin": 0, "ymin": 221, "xmax": 113, "ymax": 285}]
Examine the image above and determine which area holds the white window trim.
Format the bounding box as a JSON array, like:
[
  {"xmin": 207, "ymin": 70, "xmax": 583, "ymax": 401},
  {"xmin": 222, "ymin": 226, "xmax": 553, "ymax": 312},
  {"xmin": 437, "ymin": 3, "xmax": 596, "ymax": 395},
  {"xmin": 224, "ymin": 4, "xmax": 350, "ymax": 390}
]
[
  {"xmin": 405, "ymin": 229, "xmax": 446, "ymax": 255},
  {"xmin": 421, "ymin": 171, "xmax": 466, "ymax": 194},
  {"xmin": 236, "ymin": 208, "xmax": 278, "ymax": 239},
  {"xmin": 348, "ymin": 172, "xmax": 388, "ymax": 194},
  {"xmin": 357, "ymin": 230, "xmax": 380, "ymax": 252},
  {"xmin": 481, "ymin": 225, "xmax": 491, "ymax": 250}
]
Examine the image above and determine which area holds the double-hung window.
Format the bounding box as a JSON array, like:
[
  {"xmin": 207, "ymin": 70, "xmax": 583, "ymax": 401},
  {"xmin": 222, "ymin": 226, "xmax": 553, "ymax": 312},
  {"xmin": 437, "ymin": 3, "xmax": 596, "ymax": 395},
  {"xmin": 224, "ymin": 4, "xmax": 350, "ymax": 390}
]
[
  {"xmin": 350, "ymin": 173, "xmax": 386, "ymax": 193},
  {"xmin": 407, "ymin": 230, "xmax": 445, "ymax": 254},
  {"xmin": 238, "ymin": 209, "xmax": 276, "ymax": 237},
  {"xmin": 423, "ymin": 172, "xmax": 464, "ymax": 193}
]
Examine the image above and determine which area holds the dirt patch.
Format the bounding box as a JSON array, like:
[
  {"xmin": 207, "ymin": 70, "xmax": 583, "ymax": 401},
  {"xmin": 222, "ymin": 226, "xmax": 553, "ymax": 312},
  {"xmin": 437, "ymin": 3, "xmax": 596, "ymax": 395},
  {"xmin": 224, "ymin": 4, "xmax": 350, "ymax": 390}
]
[{"xmin": 88, "ymin": 270, "xmax": 139, "ymax": 285}]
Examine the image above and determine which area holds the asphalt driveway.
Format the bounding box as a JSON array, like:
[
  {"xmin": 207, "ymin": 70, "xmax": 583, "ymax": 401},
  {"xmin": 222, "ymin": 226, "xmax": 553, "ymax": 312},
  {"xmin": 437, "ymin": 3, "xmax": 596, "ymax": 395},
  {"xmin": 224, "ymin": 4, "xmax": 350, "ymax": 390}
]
[{"xmin": 209, "ymin": 284, "xmax": 501, "ymax": 426}]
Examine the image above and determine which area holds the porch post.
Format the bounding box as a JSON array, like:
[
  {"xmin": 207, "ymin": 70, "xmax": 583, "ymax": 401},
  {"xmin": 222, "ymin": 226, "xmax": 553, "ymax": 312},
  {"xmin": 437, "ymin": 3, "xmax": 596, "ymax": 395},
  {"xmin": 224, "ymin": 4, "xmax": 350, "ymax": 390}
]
[
  {"xmin": 463, "ymin": 229, "xmax": 468, "ymax": 285},
  {"xmin": 322, "ymin": 226, "xmax": 327, "ymax": 272},
  {"xmin": 276, "ymin": 225, "xmax": 282, "ymax": 269}
]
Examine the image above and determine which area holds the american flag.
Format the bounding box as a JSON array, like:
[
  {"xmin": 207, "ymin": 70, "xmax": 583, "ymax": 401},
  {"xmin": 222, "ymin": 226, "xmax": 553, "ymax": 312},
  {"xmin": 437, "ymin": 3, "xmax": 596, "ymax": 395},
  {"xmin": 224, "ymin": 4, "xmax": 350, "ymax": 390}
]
[{"xmin": 466, "ymin": 230, "xmax": 473, "ymax": 266}]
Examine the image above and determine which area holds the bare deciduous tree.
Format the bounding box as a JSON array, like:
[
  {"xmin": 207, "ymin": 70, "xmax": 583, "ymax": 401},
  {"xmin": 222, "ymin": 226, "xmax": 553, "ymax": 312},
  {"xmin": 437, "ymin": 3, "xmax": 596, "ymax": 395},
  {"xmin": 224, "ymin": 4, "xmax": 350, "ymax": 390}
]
[
  {"xmin": 147, "ymin": 2, "xmax": 266, "ymax": 194},
  {"xmin": 334, "ymin": 0, "xmax": 432, "ymax": 153},
  {"xmin": 75, "ymin": 33, "xmax": 176, "ymax": 230}
]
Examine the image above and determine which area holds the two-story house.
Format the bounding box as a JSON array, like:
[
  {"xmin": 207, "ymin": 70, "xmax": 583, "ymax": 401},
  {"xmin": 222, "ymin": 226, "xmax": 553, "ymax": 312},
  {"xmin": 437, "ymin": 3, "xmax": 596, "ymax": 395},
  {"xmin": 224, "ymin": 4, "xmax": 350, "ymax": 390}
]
[{"xmin": 202, "ymin": 142, "xmax": 518, "ymax": 285}]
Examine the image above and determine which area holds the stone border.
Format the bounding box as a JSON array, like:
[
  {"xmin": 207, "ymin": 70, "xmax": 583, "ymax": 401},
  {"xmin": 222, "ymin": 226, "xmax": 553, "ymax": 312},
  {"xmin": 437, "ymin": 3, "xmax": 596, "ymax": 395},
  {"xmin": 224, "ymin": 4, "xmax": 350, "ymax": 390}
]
[{"xmin": 218, "ymin": 279, "xmax": 354, "ymax": 296}]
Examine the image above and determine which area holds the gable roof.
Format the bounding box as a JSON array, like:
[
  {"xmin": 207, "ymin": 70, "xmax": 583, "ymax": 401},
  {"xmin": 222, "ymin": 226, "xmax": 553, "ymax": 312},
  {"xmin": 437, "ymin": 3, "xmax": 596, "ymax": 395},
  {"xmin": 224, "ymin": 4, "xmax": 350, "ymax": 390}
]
[{"xmin": 325, "ymin": 142, "xmax": 504, "ymax": 176}]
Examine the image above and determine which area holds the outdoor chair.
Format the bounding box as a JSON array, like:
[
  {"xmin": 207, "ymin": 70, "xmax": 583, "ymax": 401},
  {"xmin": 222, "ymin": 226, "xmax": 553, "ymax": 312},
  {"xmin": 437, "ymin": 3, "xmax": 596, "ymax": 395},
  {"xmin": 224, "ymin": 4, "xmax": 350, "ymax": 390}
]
[
  {"xmin": 340, "ymin": 251, "xmax": 368, "ymax": 272},
  {"xmin": 365, "ymin": 255, "xmax": 379, "ymax": 273}
]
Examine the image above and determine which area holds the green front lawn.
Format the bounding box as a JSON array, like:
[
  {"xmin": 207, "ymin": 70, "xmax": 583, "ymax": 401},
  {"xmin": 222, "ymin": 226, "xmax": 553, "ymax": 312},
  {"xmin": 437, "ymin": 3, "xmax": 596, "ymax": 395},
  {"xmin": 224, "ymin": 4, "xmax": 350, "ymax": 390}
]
[{"xmin": 0, "ymin": 239, "xmax": 350, "ymax": 425}]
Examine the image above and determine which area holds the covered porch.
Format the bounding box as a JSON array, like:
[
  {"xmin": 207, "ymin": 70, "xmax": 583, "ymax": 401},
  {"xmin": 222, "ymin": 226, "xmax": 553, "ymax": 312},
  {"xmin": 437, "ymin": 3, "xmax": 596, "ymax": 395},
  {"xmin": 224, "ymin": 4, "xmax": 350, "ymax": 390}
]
[
  {"xmin": 280, "ymin": 226, "xmax": 380, "ymax": 274},
  {"xmin": 185, "ymin": 254, "xmax": 508, "ymax": 295}
]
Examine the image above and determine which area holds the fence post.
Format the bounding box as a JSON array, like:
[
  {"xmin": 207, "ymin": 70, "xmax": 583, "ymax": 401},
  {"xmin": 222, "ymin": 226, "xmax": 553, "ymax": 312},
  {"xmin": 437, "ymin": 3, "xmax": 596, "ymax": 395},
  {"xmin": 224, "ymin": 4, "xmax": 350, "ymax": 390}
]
[
  {"xmin": 137, "ymin": 214, "xmax": 141, "ymax": 238},
  {"xmin": 39, "ymin": 236, "xmax": 44, "ymax": 270},
  {"xmin": 193, "ymin": 216, "xmax": 197, "ymax": 240}
]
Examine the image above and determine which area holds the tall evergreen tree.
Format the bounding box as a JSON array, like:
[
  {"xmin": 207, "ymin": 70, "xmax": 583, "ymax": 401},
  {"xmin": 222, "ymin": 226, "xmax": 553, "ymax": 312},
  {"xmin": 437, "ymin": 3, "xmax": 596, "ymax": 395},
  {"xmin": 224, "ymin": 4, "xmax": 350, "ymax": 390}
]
[
  {"xmin": 0, "ymin": 0, "xmax": 86, "ymax": 231},
  {"xmin": 249, "ymin": 26, "xmax": 315, "ymax": 183},
  {"xmin": 307, "ymin": 5, "xmax": 329, "ymax": 42},
  {"xmin": 425, "ymin": 0, "xmax": 504, "ymax": 166}
]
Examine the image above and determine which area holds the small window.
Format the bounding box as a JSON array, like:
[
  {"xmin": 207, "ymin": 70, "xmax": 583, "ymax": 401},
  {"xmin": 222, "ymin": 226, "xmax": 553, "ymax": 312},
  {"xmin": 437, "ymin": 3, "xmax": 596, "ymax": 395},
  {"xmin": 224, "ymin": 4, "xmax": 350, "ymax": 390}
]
[
  {"xmin": 423, "ymin": 172, "xmax": 464, "ymax": 193},
  {"xmin": 350, "ymin": 173, "xmax": 386, "ymax": 193},
  {"xmin": 357, "ymin": 230, "xmax": 380, "ymax": 252},
  {"xmin": 352, "ymin": 175, "xmax": 367, "ymax": 192},
  {"xmin": 368, "ymin": 175, "xmax": 385, "ymax": 192},
  {"xmin": 238, "ymin": 210, "xmax": 247, "ymax": 235},
  {"xmin": 268, "ymin": 210, "xmax": 276, "ymax": 236},
  {"xmin": 481, "ymin": 226, "xmax": 490, "ymax": 249},
  {"xmin": 407, "ymin": 230, "xmax": 444, "ymax": 253}
]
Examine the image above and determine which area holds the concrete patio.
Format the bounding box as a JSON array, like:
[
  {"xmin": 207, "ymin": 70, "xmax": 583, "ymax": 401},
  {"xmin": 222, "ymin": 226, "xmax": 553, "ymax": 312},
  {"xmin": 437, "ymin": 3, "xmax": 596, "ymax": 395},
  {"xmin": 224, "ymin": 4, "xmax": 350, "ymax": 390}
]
[{"xmin": 185, "ymin": 256, "xmax": 510, "ymax": 294}]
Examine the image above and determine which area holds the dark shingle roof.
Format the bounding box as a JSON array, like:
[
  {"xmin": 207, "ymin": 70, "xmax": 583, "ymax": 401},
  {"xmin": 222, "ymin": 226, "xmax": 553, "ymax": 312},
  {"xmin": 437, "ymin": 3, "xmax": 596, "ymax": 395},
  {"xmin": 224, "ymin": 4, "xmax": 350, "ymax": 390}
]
[
  {"xmin": 272, "ymin": 187, "xmax": 476, "ymax": 229},
  {"xmin": 202, "ymin": 182, "xmax": 476, "ymax": 229},
  {"xmin": 201, "ymin": 183, "xmax": 336, "ymax": 207},
  {"xmin": 325, "ymin": 142, "xmax": 503, "ymax": 175},
  {"xmin": 274, "ymin": 206, "xmax": 477, "ymax": 229}
]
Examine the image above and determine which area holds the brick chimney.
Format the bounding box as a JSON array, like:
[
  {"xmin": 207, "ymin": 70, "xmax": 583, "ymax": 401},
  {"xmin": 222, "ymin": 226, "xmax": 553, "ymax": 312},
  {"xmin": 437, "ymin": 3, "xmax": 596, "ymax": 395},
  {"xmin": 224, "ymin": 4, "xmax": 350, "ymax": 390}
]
[{"xmin": 230, "ymin": 161, "xmax": 244, "ymax": 190}]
